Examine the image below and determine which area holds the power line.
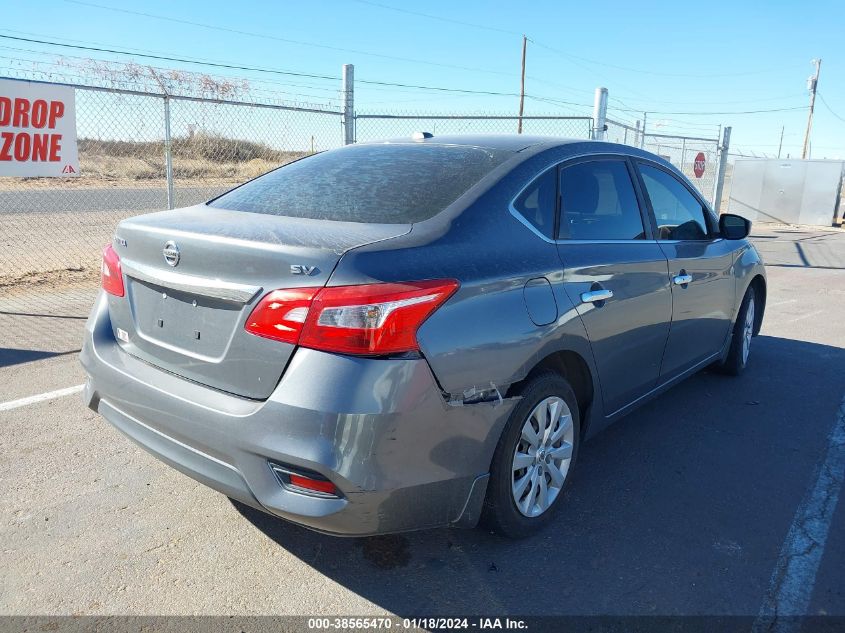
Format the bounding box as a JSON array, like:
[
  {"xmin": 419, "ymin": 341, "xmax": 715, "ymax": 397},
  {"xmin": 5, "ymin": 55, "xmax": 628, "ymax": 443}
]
[
  {"xmin": 0, "ymin": 36, "xmax": 526, "ymax": 101},
  {"xmin": 346, "ymin": 0, "xmax": 519, "ymax": 36},
  {"xmin": 527, "ymin": 39, "xmax": 802, "ymax": 79},
  {"xmin": 0, "ymin": 34, "xmax": 595, "ymax": 107},
  {"xmin": 345, "ymin": 0, "xmax": 800, "ymax": 80},
  {"xmin": 0, "ymin": 25, "xmax": 595, "ymax": 101},
  {"xmin": 0, "ymin": 55, "xmax": 340, "ymax": 105},
  {"xmin": 0, "ymin": 44, "xmax": 343, "ymax": 93},
  {"xmin": 0, "ymin": 34, "xmax": 340, "ymax": 81},
  {"xmin": 5, "ymin": 33, "xmax": 801, "ymax": 118},
  {"xmin": 818, "ymin": 93, "xmax": 845, "ymax": 124},
  {"xmin": 0, "ymin": 35, "xmax": 579, "ymax": 101},
  {"xmin": 56, "ymin": 0, "xmax": 815, "ymax": 118},
  {"xmin": 0, "ymin": 28, "xmax": 343, "ymax": 91},
  {"xmin": 638, "ymin": 105, "xmax": 807, "ymax": 116},
  {"xmin": 609, "ymin": 92, "xmax": 808, "ymax": 108},
  {"xmin": 62, "ymin": 0, "xmax": 518, "ymax": 78}
]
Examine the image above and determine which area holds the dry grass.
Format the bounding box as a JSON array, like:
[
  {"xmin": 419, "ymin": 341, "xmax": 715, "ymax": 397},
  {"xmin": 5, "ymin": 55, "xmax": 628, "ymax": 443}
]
[{"xmin": 4, "ymin": 133, "xmax": 308, "ymax": 189}]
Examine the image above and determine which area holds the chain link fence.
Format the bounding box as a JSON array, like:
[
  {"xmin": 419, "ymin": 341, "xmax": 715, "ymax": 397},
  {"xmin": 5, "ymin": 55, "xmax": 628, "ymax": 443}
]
[{"xmin": 606, "ymin": 118, "xmax": 723, "ymax": 208}]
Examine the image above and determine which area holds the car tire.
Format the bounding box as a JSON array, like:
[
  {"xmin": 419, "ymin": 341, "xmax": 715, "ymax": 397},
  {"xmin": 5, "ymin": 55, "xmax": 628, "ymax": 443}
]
[
  {"xmin": 719, "ymin": 286, "xmax": 757, "ymax": 376},
  {"xmin": 480, "ymin": 371, "xmax": 580, "ymax": 538}
]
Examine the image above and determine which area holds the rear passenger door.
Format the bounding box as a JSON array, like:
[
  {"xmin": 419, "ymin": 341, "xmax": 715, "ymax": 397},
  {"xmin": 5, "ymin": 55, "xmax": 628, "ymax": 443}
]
[
  {"xmin": 635, "ymin": 162, "xmax": 737, "ymax": 377},
  {"xmin": 556, "ymin": 157, "xmax": 673, "ymax": 416}
]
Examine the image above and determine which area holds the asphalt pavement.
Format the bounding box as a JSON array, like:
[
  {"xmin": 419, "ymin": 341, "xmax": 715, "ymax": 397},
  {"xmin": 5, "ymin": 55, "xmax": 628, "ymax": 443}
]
[{"xmin": 1, "ymin": 225, "xmax": 843, "ymax": 620}]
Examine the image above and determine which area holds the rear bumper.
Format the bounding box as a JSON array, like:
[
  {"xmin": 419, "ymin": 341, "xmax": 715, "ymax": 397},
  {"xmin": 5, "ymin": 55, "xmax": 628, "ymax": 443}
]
[{"xmin": 80, "ymin": 292, "xmax": 515, "ymax": 536}]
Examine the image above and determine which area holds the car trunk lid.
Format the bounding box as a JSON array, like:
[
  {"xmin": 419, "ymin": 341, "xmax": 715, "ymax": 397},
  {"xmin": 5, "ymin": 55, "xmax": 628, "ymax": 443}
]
[{"xmin": 106, "ymin": 204, "xmax": 410, "ymax": 399}]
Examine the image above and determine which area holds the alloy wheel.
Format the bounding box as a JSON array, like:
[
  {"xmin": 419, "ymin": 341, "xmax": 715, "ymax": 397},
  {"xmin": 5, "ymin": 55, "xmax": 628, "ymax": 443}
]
[
  {"xmin": 511, "ymin": 396, "xmax": 574, "ymax": 518},
  {"xmin": 742, "ymin": 297, "xmax": 755, "ymax": 365}
]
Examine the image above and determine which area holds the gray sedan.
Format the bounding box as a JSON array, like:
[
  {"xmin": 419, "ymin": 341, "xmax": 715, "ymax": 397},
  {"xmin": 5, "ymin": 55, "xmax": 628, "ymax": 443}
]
[{"xmin": 81, "ymin": 135, "xmax": 765, "ymax": 538}]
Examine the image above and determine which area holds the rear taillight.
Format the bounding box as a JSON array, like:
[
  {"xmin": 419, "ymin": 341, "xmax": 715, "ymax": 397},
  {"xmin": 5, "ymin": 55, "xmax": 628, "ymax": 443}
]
[
  {"xmin": 101, "ymin": 244, "xmax": 125, "ymax": 297},
  {"xmin": 245, "ymin": 279, "xmax": 459, "ymax": 355},
  {"xmin": 244, "ymin": 288, "xmax": 319, "ymax": 345}
]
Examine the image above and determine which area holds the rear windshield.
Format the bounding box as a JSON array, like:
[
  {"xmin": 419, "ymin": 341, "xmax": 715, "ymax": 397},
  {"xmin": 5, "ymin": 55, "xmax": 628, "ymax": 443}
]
[{"xmin": 208, "ymin": 143, "xmax": 511, "ymax": 223}]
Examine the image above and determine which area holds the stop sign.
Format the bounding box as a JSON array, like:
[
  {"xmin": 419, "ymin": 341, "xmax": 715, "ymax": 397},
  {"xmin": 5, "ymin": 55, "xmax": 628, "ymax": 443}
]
[{"xmin": 693, "ymin": 152, "xmax": 706, "ymax": 178}]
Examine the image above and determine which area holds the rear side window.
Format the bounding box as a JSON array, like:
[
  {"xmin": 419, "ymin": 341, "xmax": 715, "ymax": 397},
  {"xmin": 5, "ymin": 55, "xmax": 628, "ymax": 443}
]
[
  {"xmin": 513, "ymin": 168, "xmax": 556, "ymax": 238},
  {"xmin": 558, "ymin": 160, "xmax": 645, "ymax": 240},
  {"xmin": 638, "ymin": 164, "xmax": 711, "ymax": 240},
  {"xmin": 209, "ymin": 144, "xmax": 510, "ymax": 223}
]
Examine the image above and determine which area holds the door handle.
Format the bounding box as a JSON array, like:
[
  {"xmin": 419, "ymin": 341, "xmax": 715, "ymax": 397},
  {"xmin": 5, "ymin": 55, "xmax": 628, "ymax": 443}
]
[
  {"xmin": 673, "ymin": 274, "xmax": 693, "ymax": 286},
  {"xmin": 581, "ymin": 289, "xmax": 613, "ymax": 304}
]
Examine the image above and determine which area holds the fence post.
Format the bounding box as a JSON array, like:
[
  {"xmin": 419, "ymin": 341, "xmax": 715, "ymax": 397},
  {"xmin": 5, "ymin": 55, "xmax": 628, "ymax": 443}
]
[
  {"xmin": 163, "ymin": 95, "xmax": 174, "ymax": 210},
  {"xmin": 712, "ymin": 126, "xmax": 732, "ymax": 214},
  {"xmin": 592, "ymin": 87, "xmax": 608, "ymax": 140},
  {"xmin": 342, "ymin": 64, "xmax": 355, "ymax": 145},
  {"xmin": 640, "ymin": 113, "xmax": 647, "ymax": 149}
]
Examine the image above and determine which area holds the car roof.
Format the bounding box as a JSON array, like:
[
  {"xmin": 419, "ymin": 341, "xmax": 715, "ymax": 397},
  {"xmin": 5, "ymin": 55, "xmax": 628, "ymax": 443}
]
[{"xmin": 360, "ymin": 134, "xmax": 585, "ymax": 152}]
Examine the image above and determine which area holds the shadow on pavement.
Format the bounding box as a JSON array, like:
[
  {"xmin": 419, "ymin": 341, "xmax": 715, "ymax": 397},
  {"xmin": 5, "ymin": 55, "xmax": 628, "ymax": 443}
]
[
  {"xmin": 232, "ymin": 335, "xmax": 845, "ymax": 616},
  {"xmin": 0, "ymin": 347, "xmax": 76, "ymax": 368}
]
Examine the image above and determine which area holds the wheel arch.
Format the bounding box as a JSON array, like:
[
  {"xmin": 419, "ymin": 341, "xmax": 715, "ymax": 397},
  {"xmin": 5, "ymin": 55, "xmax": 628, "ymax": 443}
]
[
  {"xmin": 748, "ymin": 274, "xmax": 767, "ymax": 335},
  {"xmin": 505, "ymin": 349, "xmax": 596, "ymax": 438}
]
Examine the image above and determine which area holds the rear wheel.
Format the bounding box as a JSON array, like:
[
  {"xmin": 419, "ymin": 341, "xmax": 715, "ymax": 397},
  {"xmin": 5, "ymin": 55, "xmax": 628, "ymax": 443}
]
[
  {"xmin": 481, "ymin": 372, "xmax": 580, "ymax": 538},
  {"xmin": 720, "ymin": 287, "xmax": 756, "ymax": 376}
]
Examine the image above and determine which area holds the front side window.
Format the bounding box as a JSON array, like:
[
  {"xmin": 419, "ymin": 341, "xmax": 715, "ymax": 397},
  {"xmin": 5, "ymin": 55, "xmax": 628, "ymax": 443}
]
[
  {"xmin": 558, "ymin": 160, "xmax": 645, "ymax": 240},
  {"xmin": 513, "ymin": 168, "xmax": 556, "ymax": 238},
  {"xmin": 638, "ymin": 164, "xmax": 711, "ymax": 240}
]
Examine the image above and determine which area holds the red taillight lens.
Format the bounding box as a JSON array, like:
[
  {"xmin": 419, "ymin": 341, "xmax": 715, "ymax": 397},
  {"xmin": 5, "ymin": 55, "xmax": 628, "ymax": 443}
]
[
  {"xmin": 245, "ymin": 279, "xmax": 459, "ymax": 355},
  {"xmin": 101, "ymin": 244, "xmax": 125, "ymax": 297},
  {"xmin": 302, "ymin": 280, "xmax": 459, "ymax": 355},
  {"xmin": 244, "ymin": 287, "xmax": 319, "ymax": 344}
]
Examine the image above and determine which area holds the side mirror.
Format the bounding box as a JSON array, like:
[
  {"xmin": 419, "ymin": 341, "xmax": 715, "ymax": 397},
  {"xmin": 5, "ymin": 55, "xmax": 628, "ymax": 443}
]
[{"xmin": 719, "ymin": 213, "xmax": 751, "ymax": 240}]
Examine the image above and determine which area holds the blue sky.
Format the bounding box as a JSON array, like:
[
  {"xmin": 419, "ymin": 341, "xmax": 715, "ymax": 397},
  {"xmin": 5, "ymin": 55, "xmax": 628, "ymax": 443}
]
[{"xmin": 3, "ymin": 0, "xmax": 845, "ymax": 158}]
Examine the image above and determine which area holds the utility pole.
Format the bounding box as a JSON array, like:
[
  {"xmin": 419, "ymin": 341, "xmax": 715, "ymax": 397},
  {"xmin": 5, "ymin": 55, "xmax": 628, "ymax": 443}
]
[
  {"xmin": 517, "ymin": 35, "xmax": 527, "ymax": 134},
  {"xmin": 801, "ymin": 58, "xmax": 821, "ymax": 159},
  {"xmin": 777, "ymin": 126, "xmax": 784, "ymax": 159}
]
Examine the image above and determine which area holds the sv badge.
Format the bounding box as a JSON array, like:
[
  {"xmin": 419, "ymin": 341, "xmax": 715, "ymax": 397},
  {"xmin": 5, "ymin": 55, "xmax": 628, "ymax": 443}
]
[{"xmin": 290, "ymin": 264, "xmax": 318, "ymax": 276}]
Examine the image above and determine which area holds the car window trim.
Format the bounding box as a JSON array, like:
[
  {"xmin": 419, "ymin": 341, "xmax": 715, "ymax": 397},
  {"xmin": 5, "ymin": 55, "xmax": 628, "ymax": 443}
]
[
  {"xmin": 511, "ymin": 166, "xmax": 559, "ymax": 240},
  {"xmin": 508, "ymin": 151, "xmax": 657, "ymax": 244},
  {"xmin": 633, "ymin": 158, "xmax": 720, "ymax": 241}
]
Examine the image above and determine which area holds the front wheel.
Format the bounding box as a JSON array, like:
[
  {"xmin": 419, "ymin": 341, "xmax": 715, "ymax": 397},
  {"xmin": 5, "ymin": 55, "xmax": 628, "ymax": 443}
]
[
  {"xmin": 481, "ymin": 372, "xmax": 580, "ymax": 538},
  {"xmin": 720, "ymin": 287, "xmax": 756, "ymax": 376}
]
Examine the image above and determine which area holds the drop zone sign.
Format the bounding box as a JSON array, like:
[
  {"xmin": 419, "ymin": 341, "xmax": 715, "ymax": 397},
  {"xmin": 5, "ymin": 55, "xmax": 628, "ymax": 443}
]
[{"xmin": 0, "ymin": 79, "xmax": 79, "ymax": 177}]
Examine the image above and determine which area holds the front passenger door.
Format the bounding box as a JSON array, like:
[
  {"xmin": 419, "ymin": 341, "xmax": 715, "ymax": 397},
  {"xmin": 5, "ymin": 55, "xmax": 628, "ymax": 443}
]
[{"xmin": 636, "ymin": 162, "xmax": 737, "ymax": 377}]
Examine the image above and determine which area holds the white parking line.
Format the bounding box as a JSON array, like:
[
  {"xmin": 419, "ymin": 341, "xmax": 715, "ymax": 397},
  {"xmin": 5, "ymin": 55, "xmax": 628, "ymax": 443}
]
[
  {"xmin": 0, "ymin": 384, "xmax": 84, "ymax": 412},
  {"xmin": 753, "ymin": 393, "xmax": 845, "ymax": 632},
  {"xmin": 782, "ymin": 310, "xmax": 824, "ymax": 324}
]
